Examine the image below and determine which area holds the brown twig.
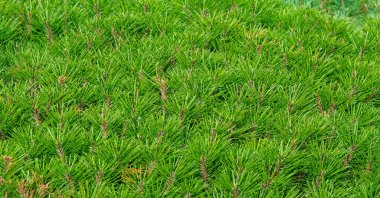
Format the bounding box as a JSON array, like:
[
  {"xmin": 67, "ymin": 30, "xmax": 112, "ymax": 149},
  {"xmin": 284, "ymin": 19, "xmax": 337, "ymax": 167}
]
[
  {"xmin": 45, "ymin": 20, "xmax": 53, "ymax": 42},
  {"xmin": 160, "ymin": 79, "xmax": 167, "ymax": 101},
  {"xmin": 315, "ymin": 95, "xmax": 323, "ymax": 114},
  {"xmin": 200, "ymin": 156, "xmax": 209, "ymax": 188}
]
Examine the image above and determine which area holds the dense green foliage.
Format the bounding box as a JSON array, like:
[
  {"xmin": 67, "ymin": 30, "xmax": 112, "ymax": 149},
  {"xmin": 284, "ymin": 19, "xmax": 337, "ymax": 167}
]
[
  {"xmin": 286, "ymin": 0, "xmax": 379, "ymax": 18},
  {"xmin": 1, "ymin": 0, "xmax": 379, "ymax": 197}
]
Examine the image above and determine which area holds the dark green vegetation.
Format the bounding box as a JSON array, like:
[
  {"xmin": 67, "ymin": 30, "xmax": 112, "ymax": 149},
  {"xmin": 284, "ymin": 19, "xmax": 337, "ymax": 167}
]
[{"xmin": 1, "ymin": 0, "xmax": 379, "ymax": 197}]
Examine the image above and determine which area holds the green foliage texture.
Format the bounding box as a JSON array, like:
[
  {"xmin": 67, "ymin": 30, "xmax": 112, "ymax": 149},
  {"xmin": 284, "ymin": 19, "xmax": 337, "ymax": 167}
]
[{"xmin": 0, "ymin": 0, "xmax": 379, "ymax": 197}]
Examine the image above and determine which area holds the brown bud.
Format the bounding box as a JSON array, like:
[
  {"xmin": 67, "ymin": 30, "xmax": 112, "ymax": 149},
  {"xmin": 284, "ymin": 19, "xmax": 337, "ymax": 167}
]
[
  {"xmin": 139, "ymin": 70, "xmax": 144, "ymax": 82},
  {"xmin": 200, "ymin": 156, "xmax": 208, "ymax": 188},
  {"xmin": 65, "ymin": 174, "xmax": 73, "ymax": 188},
  {"xmin": 315, "ymin": 95, "xmax": 323, "ymax": 114},
  {"xmin": 38, "ymin": 183, "xmax": 49, "ymax": 197},
  {"xmin": 56, "ymin": 143, "xmax": 65, "ymax": 162},
  {"xmin": 58, "ymin": 75, "xmax": 66, "ymax": 86},
  {"xmin": 95, "ymin": 171, "xmax": 104, "ymax": 184},
  {"xmin": 316, "ymin": 170, "xmax": 325, "ymax": 189},
  {"xmin": 233, "ymin": 183, "xmax": 239, "ymax": 198},
  {"xmin": 33, "ymin": 106, "xmax": 41, "ymax": 126},
  {"xmin": 288, "ymin": 100, "xmax": 294, "ymax": 113},
  {"xmin": 106, "ymin": 95, "xmax": 111, "ymax": 108},
  {"xmin": 45, "ymin": 20, "xmax": 53, "ymax": 42},
  {"xmin": 4, "ymin": 156, "xmax": 12, "ymax": 173},
  {"xmin": 257, "ymin": 45, "xmax": 263, "ymax": 55},
  {"xmin": 162, "ymin": 171, "xmax": 175, "ymax": 195},
  {"xmin": 262, "ymin": 179, "xmax": 272, "ymax": 189}
]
